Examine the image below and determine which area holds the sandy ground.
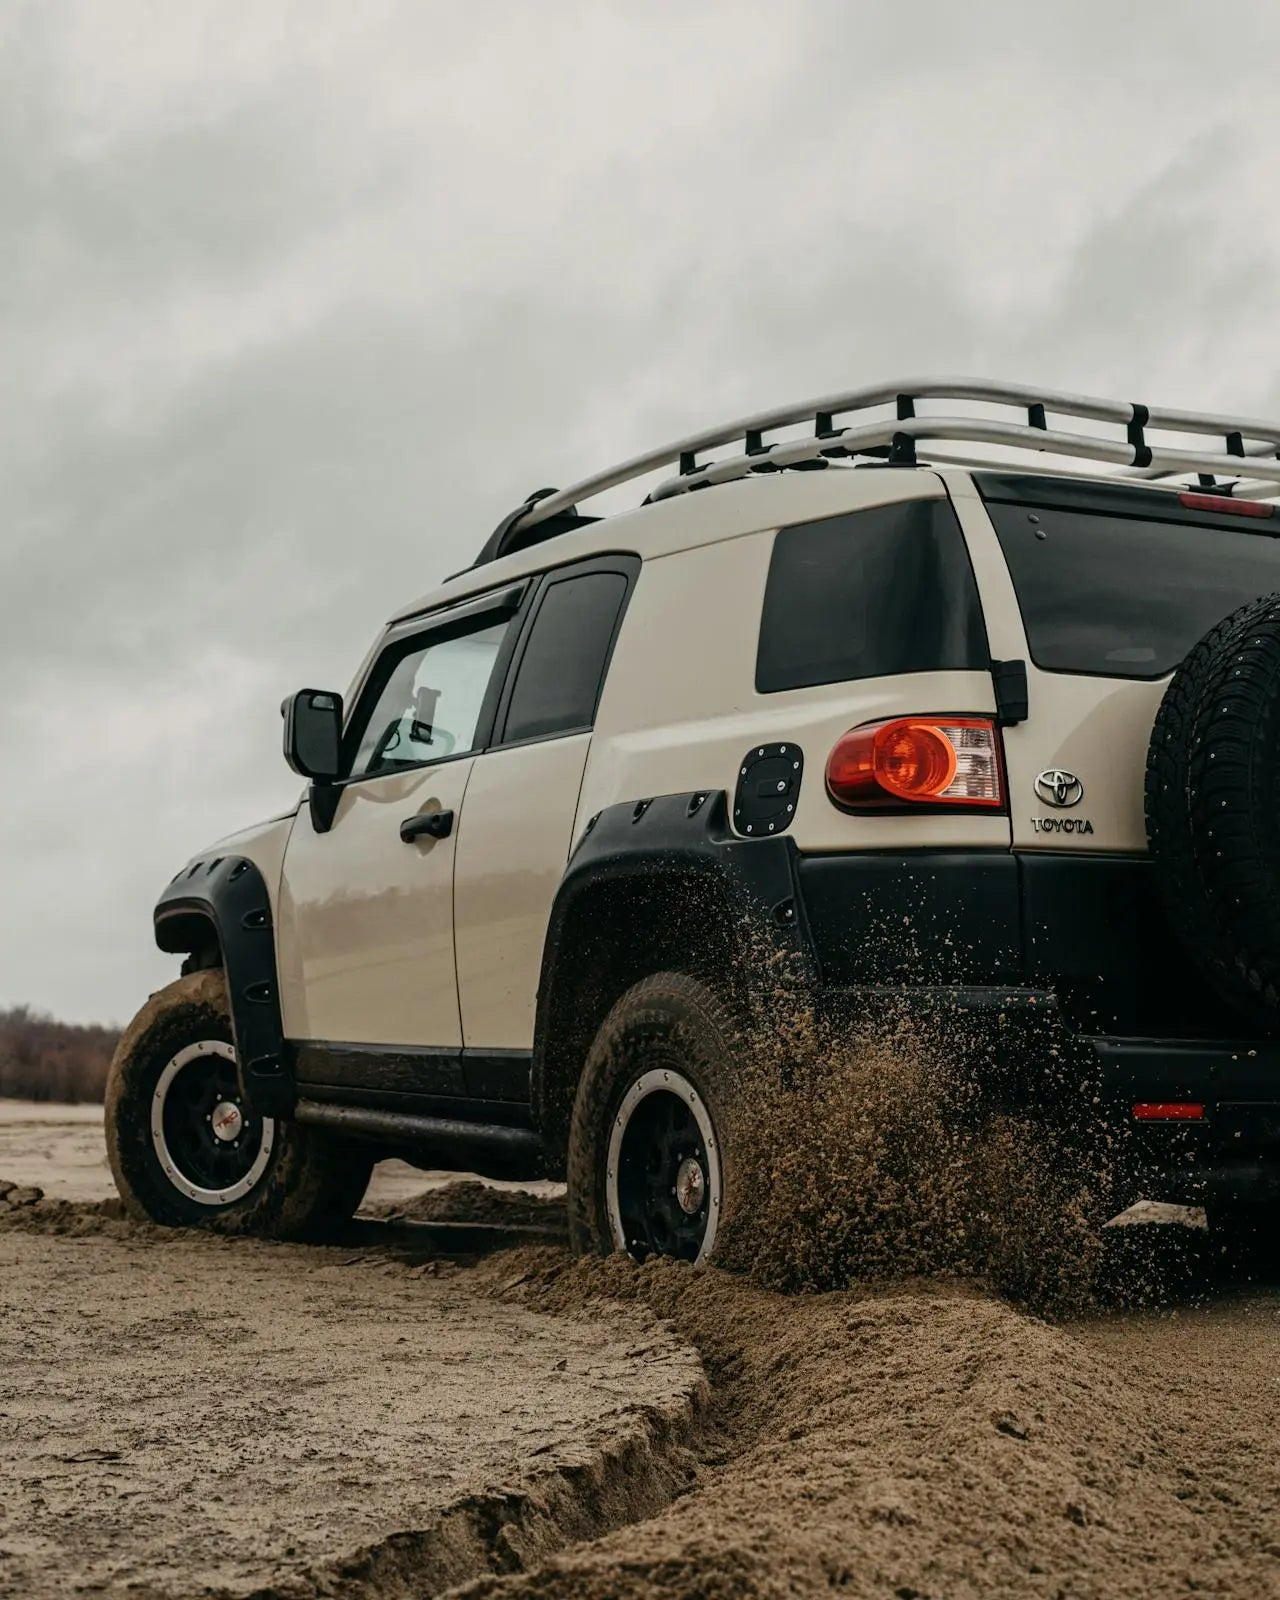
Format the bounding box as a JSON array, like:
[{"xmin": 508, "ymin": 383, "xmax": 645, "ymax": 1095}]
[
  {"xmin": 4, "ymin": 1100, "xmax": 1279, "ymax": 1599},
  {"xmin": 0, "ymin": 1101, "xmax": 114, "ymax": 1204},
  {"xmin": 462, "ymin": 1251, "xmax": 1280, "ymax": 1600}
]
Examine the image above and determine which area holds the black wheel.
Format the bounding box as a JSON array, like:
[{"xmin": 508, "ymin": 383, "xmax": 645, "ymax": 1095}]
[
  {"xmin": 567, "ymin": 973, "xmax": 736, "ymax": 1264},
  {"xmin": 106, "ymin": 970, "xmax": 372, "ymax": 1237},
  {"xmin": 1146, "ymin": 592, "xmax": 1280, "ymax": 1030}
]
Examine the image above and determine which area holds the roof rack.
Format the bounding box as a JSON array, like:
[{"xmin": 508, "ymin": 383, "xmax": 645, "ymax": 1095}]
[{"xmin": 478, "ymin": 379, "xmax": 1280, "ymax": 564}]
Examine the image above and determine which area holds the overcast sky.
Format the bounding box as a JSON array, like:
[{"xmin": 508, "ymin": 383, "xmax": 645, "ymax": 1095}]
[{"xmin": 5, "ymin": 0, "xmax": 1280, "ymax": 1023}]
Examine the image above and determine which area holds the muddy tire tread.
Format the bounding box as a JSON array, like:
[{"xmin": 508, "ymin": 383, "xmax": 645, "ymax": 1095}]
[{"xmin": 566, "ymin": 971, "xmax": 739, "ymax": 1259}]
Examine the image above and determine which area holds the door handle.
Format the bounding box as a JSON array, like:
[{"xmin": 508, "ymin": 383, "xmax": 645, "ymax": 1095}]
[{"xmin": 399, "ymin": 809, "xmax": 454, "ymax": 843}]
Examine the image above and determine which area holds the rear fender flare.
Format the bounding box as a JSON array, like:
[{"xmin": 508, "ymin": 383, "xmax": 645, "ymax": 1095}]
[{"xmin": 530, "ymin": 790, "xmax": 815, "ymax": 1162}]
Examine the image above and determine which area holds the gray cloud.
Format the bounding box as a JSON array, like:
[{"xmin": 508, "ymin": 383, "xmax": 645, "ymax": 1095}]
[{"xmin": 4, "ymin": 0, "xmax": 1279, "ymax": 1019}]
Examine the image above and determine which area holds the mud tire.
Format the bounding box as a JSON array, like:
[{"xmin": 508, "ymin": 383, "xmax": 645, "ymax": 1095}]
[
  {"xmin": 567, "ymin": 972, "xmax": 738, "ymax": 1263},
  {"xmin": 105, "ymin": 971, "xmax": 372, "ymax": 1237},
  {"xmin": 1145, "ymin": 592, "xmax": 1280, "ymax": 1032}
]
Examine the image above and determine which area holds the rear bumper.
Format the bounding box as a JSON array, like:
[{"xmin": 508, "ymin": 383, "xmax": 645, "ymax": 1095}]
[
  {"xmin": 1092, "ymin": 1035, "xmax": 1280, "ymax": 1206},
  {"xmin": 796, "ymin": 848, "xmax": 1236, "ymax": 1036},
  {"xmin": 821, "ymin": 984, "xmax": 1280, "ymax": 1207}
]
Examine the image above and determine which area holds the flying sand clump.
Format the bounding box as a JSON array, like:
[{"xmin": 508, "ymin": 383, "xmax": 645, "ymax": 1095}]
[{"xmin": 715, "ymin": 997, "xmax": 1143, "ymax": 1316}]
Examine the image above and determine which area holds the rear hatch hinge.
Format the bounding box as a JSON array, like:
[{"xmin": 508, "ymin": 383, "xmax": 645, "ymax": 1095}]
[{"xmin": 991, "ymin": 658, "xmax": 1029, "ymax": 726}]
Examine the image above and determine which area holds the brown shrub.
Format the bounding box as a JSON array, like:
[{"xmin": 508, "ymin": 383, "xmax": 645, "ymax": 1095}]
[{"xmin": 0, "ymin": 1006, "xmax": 120, "ymax": 1104}]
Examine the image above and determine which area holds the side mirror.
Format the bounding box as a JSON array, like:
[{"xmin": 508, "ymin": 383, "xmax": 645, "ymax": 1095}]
[{"xmin": 282, "ymin": 689, "xmax": 343, "ymax": 782}]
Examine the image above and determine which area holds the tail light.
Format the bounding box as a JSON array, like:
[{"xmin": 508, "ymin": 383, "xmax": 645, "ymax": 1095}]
[
  {"xmin": 826, "ymin": 717, "xmax": 1005, "ymax": 811},
  {"xmin": 1133, "ymin": 1102, "xmax": 1205, "ymax": 1121}
]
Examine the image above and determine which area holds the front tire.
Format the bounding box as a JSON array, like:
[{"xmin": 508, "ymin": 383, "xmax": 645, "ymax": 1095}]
[
  {"xmin": 567, "ymin": 973, "xmax": 736, "ymax": 1264},
  {"xmin": 106, "ymin": 970, "xmax": 372, "ymax": 1237}
]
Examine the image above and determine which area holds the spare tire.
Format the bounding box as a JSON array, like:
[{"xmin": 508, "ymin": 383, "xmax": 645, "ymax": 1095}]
[{"xmin": 1146, "ymin": 592, "xmax": 1280, "ymax": 1032}]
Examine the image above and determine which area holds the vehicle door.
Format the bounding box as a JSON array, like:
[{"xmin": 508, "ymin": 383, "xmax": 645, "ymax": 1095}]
[
  {"xmin": 276, "ymin": 588, "xmax": 524, "ymax": 1055},
  {"xmin": 452, "ymin": 556, "xmax": 639, "ymax": 1073}
]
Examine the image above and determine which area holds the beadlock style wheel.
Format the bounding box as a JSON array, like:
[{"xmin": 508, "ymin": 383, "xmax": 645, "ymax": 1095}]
[
  {"xmin": 568, "ymin": 974, "xmax": 737, "ymax": 1266},
  {"xmin": 108, "ymin": 971, "xmax": 373, "ymax": 1237},
  {"xmin": 149, "ymin": 1039, "xmax": 275, "ymax": 1207},
  {"xmin": 606, "ymin": 1067, "xmax": 722, "ymax": 1264}
]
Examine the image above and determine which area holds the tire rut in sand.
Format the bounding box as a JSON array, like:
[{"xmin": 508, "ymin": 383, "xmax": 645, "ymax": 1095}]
[
  {"xmin": 237, "ymin": 1396, "xmax": 704, "ymax": 1600},
  {"xmin": 449, "ymin": 1247, "xmax": 1280, "ymax": 1600},
  {"xmin": 7, "ymin": 1177, "xmax": 1278, "ymax": 1597},
  {"xmin": 0, "ymin": 1197, "xmax": 705, "ymax": 1600}
]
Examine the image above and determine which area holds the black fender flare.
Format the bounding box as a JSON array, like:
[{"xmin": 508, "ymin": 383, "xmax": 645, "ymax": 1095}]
[
  {"xmin": 153, "ymin": 856, "xmax": 293, "ymax": 1116},
  {"xmin": 530, "ymin": 790, "xmax": 816, "ymax": 1158}
]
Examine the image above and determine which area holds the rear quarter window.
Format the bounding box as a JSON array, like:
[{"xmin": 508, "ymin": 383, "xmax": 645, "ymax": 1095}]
[
  {"xmin": 980, "ymin": 480, "xmax": 1280, "ymax": 679},
  {"xmin": 755, "ymin": 498, "xmax": 989, "ymax": 693},
  {"xmin": 500, "ymin": 569, "xmax": 630, "ymax": 743}
]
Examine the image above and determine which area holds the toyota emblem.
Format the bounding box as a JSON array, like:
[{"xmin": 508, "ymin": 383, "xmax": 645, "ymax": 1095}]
[{"xmin": 1034, "ymin": 768, "xmax": 1084, "ymax": 808}]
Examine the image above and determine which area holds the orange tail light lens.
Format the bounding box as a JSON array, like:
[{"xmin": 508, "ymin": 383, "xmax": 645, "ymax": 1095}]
[{"xmin": 826, "ymin": 717, "xmax": 1005, "ymax": 810}]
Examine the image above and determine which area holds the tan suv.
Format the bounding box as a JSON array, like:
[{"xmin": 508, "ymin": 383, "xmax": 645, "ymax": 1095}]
[{"xmin": 106, "ymin": 379, "xmax": 1280, "ymax": 1259}]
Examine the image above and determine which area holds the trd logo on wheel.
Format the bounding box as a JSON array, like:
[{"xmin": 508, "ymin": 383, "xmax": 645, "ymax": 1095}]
[{"xmin": 1033, "ymin": 768, "xmax": 1084, "ymax": 808}]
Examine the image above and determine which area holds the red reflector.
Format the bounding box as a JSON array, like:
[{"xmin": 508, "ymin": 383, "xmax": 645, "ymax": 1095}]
[
  {"xmin": 1178, "ymin": 491, "xmax": 1273, "ymax": 519},
  {"xmin": 1132, "ymin": 1102, "xmax": 1205, "ymax": 1121}
]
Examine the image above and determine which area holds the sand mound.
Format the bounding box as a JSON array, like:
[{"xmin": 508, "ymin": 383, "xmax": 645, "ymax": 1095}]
[
  {"xmin": 0, "ymin": 1188, "xmax": 164, "ymax": 1239},
  {"xmin": 2, "ymin": 1170, "xmax": 1275, "ymax": 1598},
  {"xmin": 459, "ymin": 1248, "xmax": 1279, "ymax": 1599},
  {"xmin": 364, "ymin": 1177, "xmax": 567, "ymax": 1234}
]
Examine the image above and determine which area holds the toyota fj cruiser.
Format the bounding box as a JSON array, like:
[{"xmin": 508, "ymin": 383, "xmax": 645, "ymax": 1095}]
[{"xmin": 106, "ymin": 380, "xmax": 1280, "ymax": 1260}]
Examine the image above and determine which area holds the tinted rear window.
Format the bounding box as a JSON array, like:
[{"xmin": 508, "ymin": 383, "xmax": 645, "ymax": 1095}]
[
  {"xmin": 983, "ymin": 488, "xmax": 1280, "ymax": 678},
  {"xmin": 755, "ymin": 499, "xmax": 988, "ymax": 693}
]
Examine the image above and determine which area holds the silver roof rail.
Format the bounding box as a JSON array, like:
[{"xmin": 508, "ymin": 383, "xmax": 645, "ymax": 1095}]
[{"xmin": 479, "ymin": 379, "xmax": 1280, "ymax": 563}]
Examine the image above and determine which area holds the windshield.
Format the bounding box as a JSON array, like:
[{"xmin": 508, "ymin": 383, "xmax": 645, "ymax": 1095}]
[{"xmin": 979, "ymin": 476, "xmax": 1280, "ymax": 679}]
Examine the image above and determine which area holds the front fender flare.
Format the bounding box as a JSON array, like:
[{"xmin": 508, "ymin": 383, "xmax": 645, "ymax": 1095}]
[{"xmin": 154, "ymin": 856, "xmax": 292, "ymax": 1116}]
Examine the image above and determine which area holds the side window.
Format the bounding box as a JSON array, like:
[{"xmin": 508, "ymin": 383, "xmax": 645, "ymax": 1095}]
[
  {"xmin": 350, "ymin": 616, "xmax": 513, "ymax": 778},
  {"xmin": 501, "ymin": 571, "xmax": 630, "ymax": 744},
  {"xmin": 755, "ymin": 499, "xmax": 989, "ymax": 693}
]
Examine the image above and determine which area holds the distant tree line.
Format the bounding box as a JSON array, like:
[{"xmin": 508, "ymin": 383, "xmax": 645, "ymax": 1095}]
[{"xmin": 0, "ymin": 1007, "xmax": 120, "ymax": 1103}]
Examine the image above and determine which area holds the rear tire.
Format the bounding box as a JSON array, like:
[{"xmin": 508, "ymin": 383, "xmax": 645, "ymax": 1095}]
[
  {"xmin": 106, "ymin": 970, "xmax": 372, "ymax": 1238},
  {"xmin": 567, "ymin": 973, "xmax": 737, "ymax": 1264}
]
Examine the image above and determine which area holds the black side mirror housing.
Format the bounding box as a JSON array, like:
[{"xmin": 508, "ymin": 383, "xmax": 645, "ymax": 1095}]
[{"xmin": 282, "ymin": 689, "xmax": 343, "ymax": 782}]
